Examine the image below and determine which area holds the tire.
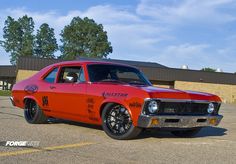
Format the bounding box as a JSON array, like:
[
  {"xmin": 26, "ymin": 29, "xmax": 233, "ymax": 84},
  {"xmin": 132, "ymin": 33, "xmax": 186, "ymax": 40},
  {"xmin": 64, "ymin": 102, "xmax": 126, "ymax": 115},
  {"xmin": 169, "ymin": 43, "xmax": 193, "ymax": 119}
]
[
  {"xmin": 171, "ymin": 128, "xmax": 201, "ymax": 138},
  {"xmin": 24, "ymin": 99, "xmax": 48, "ymax": 124},
  {"xmin": 102, "ymin": 103, "xmax": 142, "ymax": 140}
]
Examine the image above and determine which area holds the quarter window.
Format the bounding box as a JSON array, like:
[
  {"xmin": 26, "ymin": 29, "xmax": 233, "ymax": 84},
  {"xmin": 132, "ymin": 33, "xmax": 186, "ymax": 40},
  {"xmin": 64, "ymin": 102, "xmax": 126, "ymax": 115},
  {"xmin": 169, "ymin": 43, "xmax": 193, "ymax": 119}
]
[{"xmin": 44, "ymin": 68, "xmax": 58, "ymax": 83}]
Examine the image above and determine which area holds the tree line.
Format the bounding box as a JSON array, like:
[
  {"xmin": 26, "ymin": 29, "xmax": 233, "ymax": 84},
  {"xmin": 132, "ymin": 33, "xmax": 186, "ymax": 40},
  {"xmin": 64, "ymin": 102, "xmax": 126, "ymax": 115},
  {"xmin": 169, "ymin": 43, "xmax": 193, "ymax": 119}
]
[{"xmin": 0, "ymin": 15, "xmax": 113, "ymax": 65}]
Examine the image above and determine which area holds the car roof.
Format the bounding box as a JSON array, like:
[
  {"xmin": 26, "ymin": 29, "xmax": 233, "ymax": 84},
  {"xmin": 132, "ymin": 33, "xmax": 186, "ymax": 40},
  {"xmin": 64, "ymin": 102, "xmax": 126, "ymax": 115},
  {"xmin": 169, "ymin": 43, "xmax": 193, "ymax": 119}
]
[{"xmin": 50, "ymin": 60, "xmax": 137, "ymax": 68}]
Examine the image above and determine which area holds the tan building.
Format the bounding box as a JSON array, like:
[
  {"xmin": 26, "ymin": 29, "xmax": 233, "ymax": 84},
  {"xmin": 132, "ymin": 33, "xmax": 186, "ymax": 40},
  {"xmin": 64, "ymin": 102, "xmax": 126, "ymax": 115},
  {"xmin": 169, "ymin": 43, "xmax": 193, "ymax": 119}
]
[
  {"xmin": 140, "ymin": 67, "xmax": 236, "ymax": 104},
  {"xmin": 15, "ymin": 57, "xmax": 236, "ymax": 104}
]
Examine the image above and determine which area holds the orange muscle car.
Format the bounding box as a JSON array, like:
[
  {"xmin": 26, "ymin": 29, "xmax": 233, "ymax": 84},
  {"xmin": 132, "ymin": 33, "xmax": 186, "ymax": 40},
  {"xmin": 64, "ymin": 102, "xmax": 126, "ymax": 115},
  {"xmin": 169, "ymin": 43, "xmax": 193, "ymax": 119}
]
[{"xmin": 10, "ymin": 61, "xmax": 223, "ymax": 139}]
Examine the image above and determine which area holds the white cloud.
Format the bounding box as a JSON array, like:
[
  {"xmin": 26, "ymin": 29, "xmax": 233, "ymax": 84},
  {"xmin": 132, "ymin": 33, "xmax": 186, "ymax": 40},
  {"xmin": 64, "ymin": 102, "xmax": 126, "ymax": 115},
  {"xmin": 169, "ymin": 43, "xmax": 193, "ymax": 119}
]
[
  {"xmin": 81, "ymin": 5, "xmax": 141, "ymax": 24},
  {"xmin": 151, "ymin": 43, "xmax": 210, "ymax": 69},
  {"xmin": 149, "ymin": 43, "xmax": 236, "ymax": 72},
  {"xmin": 1, "ymin": 8, "xmax": 72, "ymax": 38},
  {"xmin": 0, "ymin": 1, "xmax": 235, "ymax": 72},
  {"xmin": 136, "ymin": 0, "xmax": 236, "ymax": 25},
  {"xmin": 0, "ymin": 6, "xmax": 169, "ymax": 60}
]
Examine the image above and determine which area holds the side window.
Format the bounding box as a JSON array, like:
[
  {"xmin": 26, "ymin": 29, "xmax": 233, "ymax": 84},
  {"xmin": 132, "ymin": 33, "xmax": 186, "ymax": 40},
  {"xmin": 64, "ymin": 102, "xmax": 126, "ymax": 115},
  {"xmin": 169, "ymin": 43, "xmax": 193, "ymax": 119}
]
[
  {"xmin": 58, "ymin": 66, "xmax": 85, "ymax": 83},
  {"xmin": 44, "ymin": 68, "xmax": 58, "ymax": 83},
  {"xmin": 78, "ymin": 69, "xmax": 85, "ymax": 82}
]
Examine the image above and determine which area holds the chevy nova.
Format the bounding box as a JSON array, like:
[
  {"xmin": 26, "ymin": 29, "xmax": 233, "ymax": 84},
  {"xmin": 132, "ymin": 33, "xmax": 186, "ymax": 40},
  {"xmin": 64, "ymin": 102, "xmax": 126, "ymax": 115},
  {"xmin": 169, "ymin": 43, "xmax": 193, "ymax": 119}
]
[{"xmin": 11, "ymin": 61, "xmax": 223, "ymax": 139}]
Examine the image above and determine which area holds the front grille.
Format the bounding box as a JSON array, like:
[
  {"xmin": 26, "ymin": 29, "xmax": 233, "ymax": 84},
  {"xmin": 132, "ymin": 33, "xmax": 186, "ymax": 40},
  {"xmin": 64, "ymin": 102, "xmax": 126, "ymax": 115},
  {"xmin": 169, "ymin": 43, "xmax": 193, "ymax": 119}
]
[
  {"xmin": 143, "ymin": 101, "xmax": 220, "ymax": 116},
  {"xmin": 158, "ymin": 102, "xmax": 209, "ymax": 115}
]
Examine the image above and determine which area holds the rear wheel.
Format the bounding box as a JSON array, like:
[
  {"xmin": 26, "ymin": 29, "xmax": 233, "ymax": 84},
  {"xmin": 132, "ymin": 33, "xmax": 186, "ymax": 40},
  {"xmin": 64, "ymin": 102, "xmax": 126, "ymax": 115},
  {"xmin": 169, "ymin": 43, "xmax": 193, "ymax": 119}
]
[
  {"xmin": 24, "ymin": 99, "xmax": 48, "ymax": 124},
  {"xmin": 102, "ymin": 103, "xmax": 142, "ymax": 140},
  {"xmin": 171, "ymin": 128, "xmax": 201, "ymax": 137}
]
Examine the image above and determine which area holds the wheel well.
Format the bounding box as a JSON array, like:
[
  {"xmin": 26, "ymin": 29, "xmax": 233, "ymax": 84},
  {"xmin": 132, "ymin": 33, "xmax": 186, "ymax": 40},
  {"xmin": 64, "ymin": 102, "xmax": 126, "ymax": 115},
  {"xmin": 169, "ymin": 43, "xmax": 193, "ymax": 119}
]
[
  {"xmin": 99, "ymin": 102, "xmax": 112, "ymax": 117},
  {"xmin": 23, "ymin": 98, "xmax": 35, "ymax": 108},
  {"xmin": 99, "ymin": 102, "xmax": 128, "ymax": 117}
]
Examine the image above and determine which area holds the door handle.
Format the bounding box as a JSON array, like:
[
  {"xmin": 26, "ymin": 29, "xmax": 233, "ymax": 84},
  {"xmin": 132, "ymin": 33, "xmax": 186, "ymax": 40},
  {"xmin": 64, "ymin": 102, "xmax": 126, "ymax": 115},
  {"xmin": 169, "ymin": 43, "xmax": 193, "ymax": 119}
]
[{"xmin": 50, "ymin": 86, "xmax": 56, "ymax": 89}]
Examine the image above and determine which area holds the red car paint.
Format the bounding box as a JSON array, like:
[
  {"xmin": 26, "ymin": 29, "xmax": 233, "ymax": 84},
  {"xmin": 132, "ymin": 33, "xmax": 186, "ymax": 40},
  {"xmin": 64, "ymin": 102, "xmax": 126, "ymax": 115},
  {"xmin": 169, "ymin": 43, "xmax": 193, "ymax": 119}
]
[{"xmin": 11, "ymin": 61, "xmax": 221, "ymax": 127}]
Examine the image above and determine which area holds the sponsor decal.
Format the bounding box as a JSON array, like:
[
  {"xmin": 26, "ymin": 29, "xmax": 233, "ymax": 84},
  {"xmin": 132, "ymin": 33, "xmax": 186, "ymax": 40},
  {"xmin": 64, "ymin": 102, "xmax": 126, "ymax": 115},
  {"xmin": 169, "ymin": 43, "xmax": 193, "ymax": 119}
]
[
  {"xmin": 42, "ymin": 96, "xmax": 49, "ymax": 106},
  {"xmin": 86, "ymin": 98, "xmax": 98, "ymax": 121},
  {"xmin": 129, "ymin": 102, "xmax": 142, "ymax": 108},
  {"xmin": 87, "ymin": 104, "xmax": 93, "ymax": 113},
  {"xmin": 89, "ymin": 117, "xmax": 99, "ymax": 121},
  {"xmin": 24, "ymin": 85, "xmax": 38, "ymax": 94},
  {"xmin": 86, "ymin": 98, "xmax": 94, "ymax": 104},
  {"xmin": 102, "ymin": 92, "xmax": 128, "ymax": 98},
  {"xmin": 0, "ymin": 141, "xmax": 40, "ymax": 147}
]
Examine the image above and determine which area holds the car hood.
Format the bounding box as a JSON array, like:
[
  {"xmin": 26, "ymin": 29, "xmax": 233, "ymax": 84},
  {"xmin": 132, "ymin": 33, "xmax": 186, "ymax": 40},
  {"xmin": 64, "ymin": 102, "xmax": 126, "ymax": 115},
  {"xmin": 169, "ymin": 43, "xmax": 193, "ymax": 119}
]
[{"xmin": 139, "ymin": 86, "xmax": 221, "ymax": 102}]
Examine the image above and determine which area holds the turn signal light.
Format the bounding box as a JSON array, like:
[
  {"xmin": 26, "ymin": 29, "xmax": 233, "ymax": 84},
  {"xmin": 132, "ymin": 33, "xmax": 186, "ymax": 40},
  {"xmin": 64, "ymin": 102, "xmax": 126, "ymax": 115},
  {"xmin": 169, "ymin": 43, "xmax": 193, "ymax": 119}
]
[
  {"xmin": 209, "ymin": 118, "xmax": 217, "ymax": 125},
  {"xmin": 151, "ymin": 118, "xmax": 159, "ymax": 125}
]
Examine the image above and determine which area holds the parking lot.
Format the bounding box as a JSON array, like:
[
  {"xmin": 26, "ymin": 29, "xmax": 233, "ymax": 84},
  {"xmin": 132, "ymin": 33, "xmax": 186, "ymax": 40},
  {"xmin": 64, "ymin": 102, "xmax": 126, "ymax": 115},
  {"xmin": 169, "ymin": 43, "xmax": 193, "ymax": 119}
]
[{"xmin": 0, "ymin": 96, "xmax": 236, "ymax": 164}]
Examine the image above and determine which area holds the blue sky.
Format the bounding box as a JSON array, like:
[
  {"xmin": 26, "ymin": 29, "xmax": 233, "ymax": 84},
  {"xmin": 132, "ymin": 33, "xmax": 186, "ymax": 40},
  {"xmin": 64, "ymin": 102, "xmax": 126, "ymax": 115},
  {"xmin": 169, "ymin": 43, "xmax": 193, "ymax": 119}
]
[{"xmin": 0, "ymin": 0, "xmax": 236, "ymax": 72}]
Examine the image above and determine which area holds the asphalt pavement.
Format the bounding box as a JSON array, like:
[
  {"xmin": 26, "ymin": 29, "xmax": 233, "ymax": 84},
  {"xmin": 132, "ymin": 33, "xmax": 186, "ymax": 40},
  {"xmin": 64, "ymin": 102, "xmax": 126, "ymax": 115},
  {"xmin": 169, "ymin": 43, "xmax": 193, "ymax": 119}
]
[{"xmin": 0, "ymin": 96, "xmax": 236, "ymax": 164}]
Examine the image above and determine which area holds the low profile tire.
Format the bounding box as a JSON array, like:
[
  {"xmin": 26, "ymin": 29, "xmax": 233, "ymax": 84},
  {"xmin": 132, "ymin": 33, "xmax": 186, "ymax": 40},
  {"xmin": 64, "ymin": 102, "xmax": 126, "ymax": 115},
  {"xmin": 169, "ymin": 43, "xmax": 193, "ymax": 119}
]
[
  {"xmin": 171, "ymin": 128, "xmax": 201, "ymax": 138},
  {"xmin": 24, "ymin": 99, "xmax": 48, "ymax": 124},
  {"xmin": 102, "ymin": 103, "xmax": 142, "ymax": 140}
]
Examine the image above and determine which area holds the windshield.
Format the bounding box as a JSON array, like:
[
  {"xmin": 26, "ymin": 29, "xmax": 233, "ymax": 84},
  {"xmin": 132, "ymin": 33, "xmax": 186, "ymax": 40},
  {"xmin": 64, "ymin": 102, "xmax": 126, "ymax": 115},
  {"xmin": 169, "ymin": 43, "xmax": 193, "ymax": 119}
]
[{"xmin": 87, "ymin": 64, "xmax": 152, "ymax": 86}]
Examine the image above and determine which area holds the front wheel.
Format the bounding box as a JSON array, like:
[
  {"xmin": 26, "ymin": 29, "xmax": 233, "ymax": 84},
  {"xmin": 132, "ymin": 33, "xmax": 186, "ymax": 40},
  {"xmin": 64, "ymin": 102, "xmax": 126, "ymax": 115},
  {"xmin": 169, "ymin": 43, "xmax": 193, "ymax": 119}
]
[
  {"xmin": 102, "ymin": 103, "xmax": 142, "ymax": 140},
  {"xmin": 171, "ymin": 128, "xmax": 201, "ymax": 137}
]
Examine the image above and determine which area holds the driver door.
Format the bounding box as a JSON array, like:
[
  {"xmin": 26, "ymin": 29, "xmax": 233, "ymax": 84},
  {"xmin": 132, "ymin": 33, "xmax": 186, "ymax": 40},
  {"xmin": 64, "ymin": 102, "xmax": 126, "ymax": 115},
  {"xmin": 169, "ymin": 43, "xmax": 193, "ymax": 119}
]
[{"xmin": 49, "ymin": 65, "xmax": 88, "ymax": 121}]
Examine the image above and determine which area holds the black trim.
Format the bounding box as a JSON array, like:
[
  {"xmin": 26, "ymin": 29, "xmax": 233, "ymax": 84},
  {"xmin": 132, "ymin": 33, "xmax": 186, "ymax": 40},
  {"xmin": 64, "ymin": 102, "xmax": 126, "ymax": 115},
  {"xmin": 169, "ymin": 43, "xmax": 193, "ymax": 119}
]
[{"xmin": 142, "ymin": 100, "xmax": 220, "ymax": 116}]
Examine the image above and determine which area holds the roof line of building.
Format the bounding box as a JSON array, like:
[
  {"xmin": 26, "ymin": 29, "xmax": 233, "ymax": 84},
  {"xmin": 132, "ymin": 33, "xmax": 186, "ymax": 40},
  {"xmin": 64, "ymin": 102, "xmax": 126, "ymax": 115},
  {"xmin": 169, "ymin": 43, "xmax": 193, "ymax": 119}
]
[{"xmin": 14, "ymin": 56, "xmax": 236, "ymax": 85}]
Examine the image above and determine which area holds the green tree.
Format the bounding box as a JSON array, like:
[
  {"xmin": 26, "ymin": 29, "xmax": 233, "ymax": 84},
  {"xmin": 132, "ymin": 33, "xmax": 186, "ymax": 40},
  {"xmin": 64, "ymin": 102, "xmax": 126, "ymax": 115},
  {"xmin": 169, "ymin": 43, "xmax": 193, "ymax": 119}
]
[
  {"xmin": 1, "ymin": 16, "xmax": 21, "ymax": 64},
  {"xmin": 60, "ymin": 17, "xmax": 112, "ymax": 60},
  {"xmin": 201, "ymin": 67, "xmax": 216, "ymax": 72},
  {"xmin": 18, "ymin": 15, "xmax": 34, "ymax": 57},
  {"xmin": 1, "ymin": 15, "xmax": 34, "ymax": 64},
  {"xmin": 35, "ymin": 23, "xmax": 58, "ymax": 58}
]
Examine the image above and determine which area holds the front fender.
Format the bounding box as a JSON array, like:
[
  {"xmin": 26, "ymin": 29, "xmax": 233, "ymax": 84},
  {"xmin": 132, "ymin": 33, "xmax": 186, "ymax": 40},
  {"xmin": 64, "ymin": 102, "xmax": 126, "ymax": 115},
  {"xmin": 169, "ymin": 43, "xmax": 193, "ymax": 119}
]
[
  {"xmin": 100, "ymin": 98, "xmax": 131, "ymax": 115},
  {"xmin": 99, "ymin": 98, "xmax": 143, "ymax": 126}
]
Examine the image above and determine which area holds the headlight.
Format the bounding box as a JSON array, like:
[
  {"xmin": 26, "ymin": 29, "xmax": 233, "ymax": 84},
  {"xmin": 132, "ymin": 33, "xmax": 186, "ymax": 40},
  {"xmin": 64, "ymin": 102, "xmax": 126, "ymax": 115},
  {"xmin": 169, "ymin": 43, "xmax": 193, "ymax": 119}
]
[
  {"xmin": 207, "ymin": 103, "xmax": 215, "ymax": 114},
  {"xmin": 148, "ymin": 100, "xmax": 159, "ymax": 113}
]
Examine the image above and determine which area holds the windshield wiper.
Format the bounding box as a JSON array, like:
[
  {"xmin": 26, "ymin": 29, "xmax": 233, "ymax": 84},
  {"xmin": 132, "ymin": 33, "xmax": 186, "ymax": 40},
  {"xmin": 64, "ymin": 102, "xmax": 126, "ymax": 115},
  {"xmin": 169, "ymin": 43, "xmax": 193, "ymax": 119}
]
[
  {"xmin": 128, "ymin": 81, "xmax": 146, "ymax": 85},
  {"xmin": 99, "ymin": 79, "xmax": 126, "ymax": 84}
]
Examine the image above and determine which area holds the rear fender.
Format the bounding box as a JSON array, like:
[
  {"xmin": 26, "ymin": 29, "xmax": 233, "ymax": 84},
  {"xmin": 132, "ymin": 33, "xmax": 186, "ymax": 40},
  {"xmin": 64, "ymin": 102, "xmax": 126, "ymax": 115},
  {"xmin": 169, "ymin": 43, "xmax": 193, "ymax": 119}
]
[{"xmin": 23, "ymin": 95, "xmax": 40, "ymax": 108}]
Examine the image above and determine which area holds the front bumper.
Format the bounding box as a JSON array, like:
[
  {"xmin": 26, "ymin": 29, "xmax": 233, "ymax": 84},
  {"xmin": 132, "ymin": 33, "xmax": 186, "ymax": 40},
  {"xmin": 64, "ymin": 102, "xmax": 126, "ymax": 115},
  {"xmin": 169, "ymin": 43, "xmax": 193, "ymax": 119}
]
[
  {"xmin": 138, "ymin": 115, "xmax": 223, "ymax": 128},
  {"xmin": 10, "ymin": 96, "xmax": 15, "ymax": 106}
]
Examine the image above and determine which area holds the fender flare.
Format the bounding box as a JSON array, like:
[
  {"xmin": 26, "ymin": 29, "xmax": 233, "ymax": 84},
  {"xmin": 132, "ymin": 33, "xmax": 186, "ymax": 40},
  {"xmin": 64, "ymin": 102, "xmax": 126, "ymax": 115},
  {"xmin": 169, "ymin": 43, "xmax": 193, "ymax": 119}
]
[
  {"xmin": 99, "ymin": 98, "xmax": 133, "ymax": 118},
  {"xmin": 23, "ymin": 95, "xmax": 40, "ymax": 107}
]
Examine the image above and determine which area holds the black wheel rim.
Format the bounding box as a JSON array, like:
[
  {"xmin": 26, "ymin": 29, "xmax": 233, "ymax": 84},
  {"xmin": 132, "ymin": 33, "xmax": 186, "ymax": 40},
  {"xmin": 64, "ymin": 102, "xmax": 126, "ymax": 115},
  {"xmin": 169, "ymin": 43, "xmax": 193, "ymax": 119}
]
[
  {"xmin": 106, "ymin": 105, "xmax": 132, "ymax": 135},
  {"xmin": 26, "ymin": 101, "xmax": 37, "ymax": 120}
]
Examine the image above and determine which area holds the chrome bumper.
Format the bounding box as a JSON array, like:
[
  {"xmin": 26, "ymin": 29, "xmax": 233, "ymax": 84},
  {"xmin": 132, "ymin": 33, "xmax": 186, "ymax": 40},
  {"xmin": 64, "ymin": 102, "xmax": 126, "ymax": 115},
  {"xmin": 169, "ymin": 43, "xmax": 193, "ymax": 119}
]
[
  {"xmin": 10, "ymin": 96, "xmax": 15, "ymax": 106},
  {"xmin": 138, "ymin": 115, "xmax": 223, "ymax": 128}
]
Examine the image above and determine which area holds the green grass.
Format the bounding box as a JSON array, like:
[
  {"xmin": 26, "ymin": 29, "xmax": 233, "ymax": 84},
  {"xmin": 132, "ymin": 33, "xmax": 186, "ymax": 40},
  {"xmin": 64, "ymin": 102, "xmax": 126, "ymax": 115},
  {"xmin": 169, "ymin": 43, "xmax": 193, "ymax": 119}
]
[{"xmin": 0, "ymin": 90, "xmax": 11, "ymax": 96}]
